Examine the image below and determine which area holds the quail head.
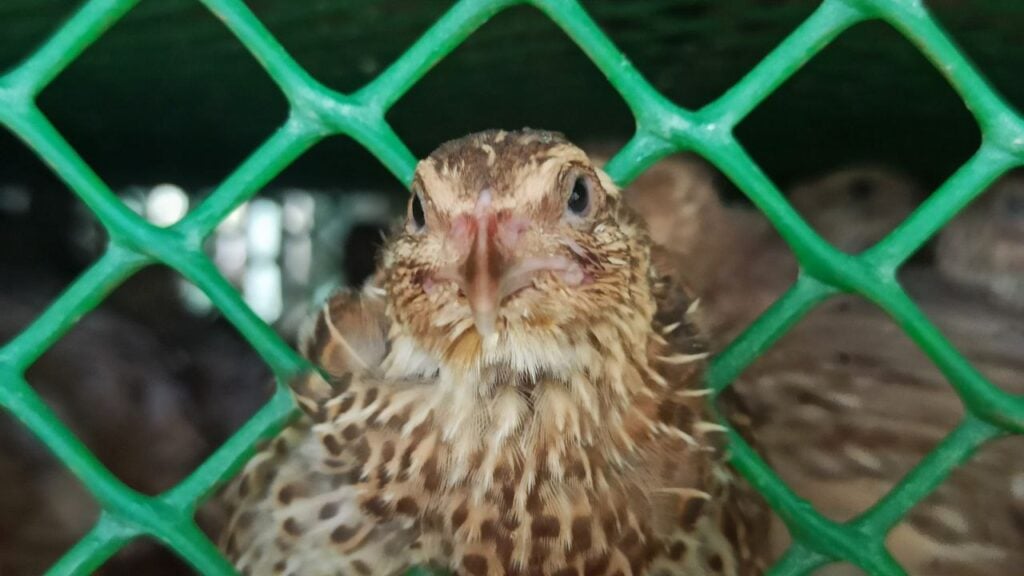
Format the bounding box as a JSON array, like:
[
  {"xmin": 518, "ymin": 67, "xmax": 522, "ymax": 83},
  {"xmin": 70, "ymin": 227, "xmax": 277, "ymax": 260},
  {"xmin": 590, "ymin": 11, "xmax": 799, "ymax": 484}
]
[
  {"xmin": 788, "ymin": 165, "xmax": 922, "ymax": 254},
  {"xmin": 937, "ymin": 170, "xmax": 1024, "ymax": 310},
  {"xmin": 218, "ymin": 130, "xmax": 769, "ymax": 576}
]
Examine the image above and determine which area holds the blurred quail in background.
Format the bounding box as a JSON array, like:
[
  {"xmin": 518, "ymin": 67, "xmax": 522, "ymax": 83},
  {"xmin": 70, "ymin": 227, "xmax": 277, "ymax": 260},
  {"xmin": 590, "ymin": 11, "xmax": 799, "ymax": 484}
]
[{"xmin": 624, "ymin": 154, "xmax": 1024, "ymax": 575}]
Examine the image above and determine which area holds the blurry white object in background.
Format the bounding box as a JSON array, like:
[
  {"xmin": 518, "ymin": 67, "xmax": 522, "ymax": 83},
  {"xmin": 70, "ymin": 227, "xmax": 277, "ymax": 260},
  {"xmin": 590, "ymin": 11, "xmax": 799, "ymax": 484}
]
[
  {"xmin": 146, "ymin": 183, "xmax": 189, "ymax": 227},
  {"xmin": 244, "ymin": 261, "xmax": 283, "ymax": 323},
  {"xmin": 71, "ymin": 184, "xmax": 402, "ymax": 339},
  {"xmin": 246, "ymin": 198, "xmax": 282, "ymax": 260},
  {"xmin": 938, "ymin": 170, "xmax": 1024, "ymax": 311},
  {"xmin": 243, "ymin": 199, "xmax": 284, "ymax": 323}
]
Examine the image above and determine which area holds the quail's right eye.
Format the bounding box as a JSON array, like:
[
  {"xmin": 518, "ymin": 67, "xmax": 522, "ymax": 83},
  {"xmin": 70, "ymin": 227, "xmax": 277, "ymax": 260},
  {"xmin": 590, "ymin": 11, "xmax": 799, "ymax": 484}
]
[{"xmin": 411, "ymin": 194, "xmax": 426, "ymax": 230}]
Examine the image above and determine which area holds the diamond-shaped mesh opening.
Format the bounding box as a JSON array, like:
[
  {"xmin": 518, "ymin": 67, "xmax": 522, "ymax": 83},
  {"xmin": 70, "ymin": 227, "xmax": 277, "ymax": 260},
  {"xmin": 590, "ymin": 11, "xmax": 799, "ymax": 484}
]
[
  {"xmin": 389, "ymin": 4, "xmax": 634, "ymax": 157},
  {"xmin": 24, "ymin": 288, "xmax": 208, "ymax": 495},
  {"xmin": 91, "ymin": 264, "xmax": 273, "ymax": 450},
  {"xmin": 0, "ymin": 0, "xmax": 1023, "ymax": 574},
  {"xmin": 736, "ymin": 21, "xmax": 980, "ymax": 190},
  {"xmin": 36, "ymin": 0, "xmax": 287, "ymax": 188}
]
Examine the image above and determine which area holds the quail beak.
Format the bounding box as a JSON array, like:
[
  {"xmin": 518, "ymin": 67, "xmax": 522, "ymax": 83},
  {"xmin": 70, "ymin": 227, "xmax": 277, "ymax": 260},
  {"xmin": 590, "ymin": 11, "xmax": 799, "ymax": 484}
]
[
  {"xmin": 461, "ymin": 211, "xmax": 504, "ymax": 337},
  {"xmin": 438, "ymin": 194, "xmax": 583, "ymax": 338}
]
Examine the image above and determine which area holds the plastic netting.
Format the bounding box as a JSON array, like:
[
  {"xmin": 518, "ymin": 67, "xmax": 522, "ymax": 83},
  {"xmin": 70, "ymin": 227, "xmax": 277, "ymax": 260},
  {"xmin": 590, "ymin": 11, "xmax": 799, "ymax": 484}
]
[{"xmin": 0, "ymin": 0, "xmax": 1022, "ymax": 574}]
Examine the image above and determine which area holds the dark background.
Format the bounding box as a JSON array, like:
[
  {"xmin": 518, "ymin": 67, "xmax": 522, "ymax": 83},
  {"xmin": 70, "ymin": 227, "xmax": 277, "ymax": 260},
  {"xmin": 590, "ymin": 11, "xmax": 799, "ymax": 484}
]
[{"xmin": 3, "ymin": 0, "xmax": 1021, "ymax": 194}]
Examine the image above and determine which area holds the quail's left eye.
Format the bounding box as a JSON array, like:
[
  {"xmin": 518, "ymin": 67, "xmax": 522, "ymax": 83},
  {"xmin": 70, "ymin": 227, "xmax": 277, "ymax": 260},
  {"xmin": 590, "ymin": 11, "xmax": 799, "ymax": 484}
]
[{"xmin": 567, "ymin": 176, "xmax": 590, "ymax": 216}]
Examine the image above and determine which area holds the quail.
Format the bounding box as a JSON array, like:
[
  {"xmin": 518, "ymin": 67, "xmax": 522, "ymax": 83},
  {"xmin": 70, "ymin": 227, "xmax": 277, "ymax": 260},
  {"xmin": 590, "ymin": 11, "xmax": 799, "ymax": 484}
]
[
  {"xmin": 218, "ymin": 129, "xmax": 770, "ymax": 576},
  {"xmin": 937, "ymin": 170, "xmax": 1024, "ymax": 311}
]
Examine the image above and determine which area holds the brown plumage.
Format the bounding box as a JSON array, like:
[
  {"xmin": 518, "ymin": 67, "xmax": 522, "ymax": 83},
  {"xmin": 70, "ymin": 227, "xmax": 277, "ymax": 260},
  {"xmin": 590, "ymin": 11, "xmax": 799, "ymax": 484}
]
[
  {"xmin": 626, "ymin": 156, "xmax": 1023, "ymax": 574},
  {"xmin": 218, "ymin": 129, "xmax": 769, "ymax": 575}
]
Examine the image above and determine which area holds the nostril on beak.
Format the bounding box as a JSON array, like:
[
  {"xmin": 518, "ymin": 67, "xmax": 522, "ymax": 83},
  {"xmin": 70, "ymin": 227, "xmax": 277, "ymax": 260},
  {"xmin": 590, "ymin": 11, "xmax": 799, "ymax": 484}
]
[
  {"xmin": 474, "ymin": 188, "xmax": 493, "ymax": 215},
  {"xmin": 432, "ymin": 197, "xmax": 545, "ymax": 337},
  {"xmin": 496, "ymin": 217, "xmax": 530, "ymax": 252}
]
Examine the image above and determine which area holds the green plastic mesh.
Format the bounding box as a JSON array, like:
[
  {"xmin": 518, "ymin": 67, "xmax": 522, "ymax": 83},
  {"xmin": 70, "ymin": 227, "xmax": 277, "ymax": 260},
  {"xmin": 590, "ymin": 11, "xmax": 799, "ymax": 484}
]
[{"xmin": 0, "ymin": 0, "xmax": 1022, "ymax": 574}]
